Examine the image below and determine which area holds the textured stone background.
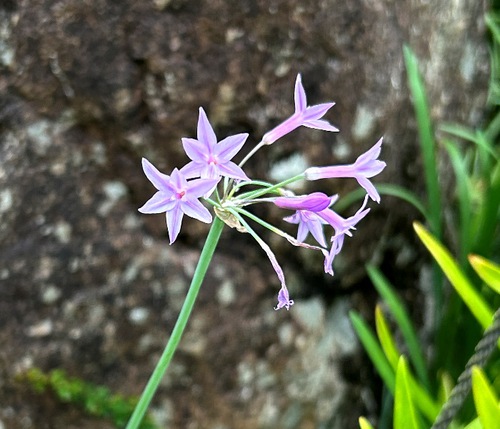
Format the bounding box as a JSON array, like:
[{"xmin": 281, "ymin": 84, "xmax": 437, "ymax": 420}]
[{"xmin": 0, "ymin": 1, "xmax": 488, "ymax": 428}]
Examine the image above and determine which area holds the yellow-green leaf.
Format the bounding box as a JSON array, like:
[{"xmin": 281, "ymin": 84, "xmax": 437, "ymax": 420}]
[
  {"xmin": 463, "ymin": 417, "xmax": 484, "ymax": 429},
  {"xmin": 359, "ymin": 416, "xmax": 375, "ymax": 429},
  {"xmin": 394, "ymin": 357, "xmax": 421, "ymax": 429},
  {"xmin": 350, "ymin": 311, "xmax": 396, "ymax": 392},
  {"xmin": 413, "ymin": 222, "xmax": 494, "ymax": 329},
  {"xmin": 375, "ymin": 308, "xmax": 439, "ymax": 421},
  {"xmin": 472, "ymin": 367, "xmax": 500, "ymax": 429},
  {"xmin": 375, "ymin": 305, "xmax": 400, "ymax": 370},
  {"xmin": 469, "ymin": 255, "xmax": 500, "ymax": 294}
]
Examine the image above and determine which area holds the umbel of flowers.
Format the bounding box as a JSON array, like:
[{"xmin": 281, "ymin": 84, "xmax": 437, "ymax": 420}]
[{"xmin": 139, "ymin": 74, "xmax": 386, "ymax": 310}]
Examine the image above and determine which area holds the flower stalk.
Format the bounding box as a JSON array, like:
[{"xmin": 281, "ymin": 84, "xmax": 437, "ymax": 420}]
[{"xmin": 126, "ymin": 218, "xmax": 224, "ymax": 429}]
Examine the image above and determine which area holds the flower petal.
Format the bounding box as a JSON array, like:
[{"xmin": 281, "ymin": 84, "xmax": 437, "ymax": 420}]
[
  {"xmin": 275, "ymin": 284, "xmax": 294, "ymax": 311},
  {"xmin": 303, "ymin": 102, "xmax": 335, "ymax": 121},
  {"xmin": 187, "ymin": 177, "xmax": 220, "ymax": 197},
  {"xmin": 294, "ymin": 74, "xmax": 307, "ymax": 113},
  {"xmin": 217, "ymin": 162, "xmax": 250, "ymax": 181},
  {"xmin": 274, "ymin": 192, "xmax": 332, "ymax": 212},
  {"xmin": 356, "ymin": 176, "xmax": 380, "ymax": 203},
  {"xmin": 179, "ymin": 161, "xmax": 203, "ymax": 179},
  {"xmin": 197, "ymin": 107, "xmax": 217, "ymax": 148},
  {"xmin": 166, "ymin": 206, "xmax": 184, "ymax": 244},
  {"xmin": 303, "ymin": 119, "xmax": 339, "ymax": 132},
  {"xmin": 138, "ymin": 191, "xmax": 175, "ymax": 214},
  {"xmin": 182, "ymin": 138, "xmax": 208, "ymax": 163},
  {"xmin": 142, "ymin": 158, "xmax": 171, "ymax": 191},
  {"xmin": 215, "ymin": 133, "xmax": 248, "ymax": 161},
  {"xmin": 181, "ymin": 198, "xmax": 213, "ymax": 223},
  {"xmin": 355, "ymin": 138, "xmax": 383, "ymax": 166}
]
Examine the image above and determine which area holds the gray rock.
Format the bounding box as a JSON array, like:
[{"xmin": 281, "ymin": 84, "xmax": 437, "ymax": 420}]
[{"xmin": 0, "ymin": 1, "xmax": 488, "ymax": 428}]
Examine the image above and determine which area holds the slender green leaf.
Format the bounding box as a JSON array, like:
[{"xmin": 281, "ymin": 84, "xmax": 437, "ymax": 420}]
[
  {"xmin": 359, "ymin": 417, "xmax": 375, "ymax": 429},
  {"xmin": 486, "ymin": 13, "xmax": 500, "ymax": 45},
  {"xmin": 403, "ymin": 45, "xmax": 444, "ymax": 325},
  {"xmin": 443, "ymin": 140, "xmax": 473, "ymax": 266},
  {"xmin": 375, "ymin": 306, "xmax": 439, "ymax": 422},
  {"xmin": 394, "ymin": 357, "xmax": 420, "ymax": 429},
  {"xmin": 403, "ymin": 45, "xmax": 442, "ymax": 240},
  {"xmin": 406, "ymin": 371, "xmax": 440, "ymax": 422},
  {"xmin": 350, "ymin": 311, "xmax": 395, "ymax": 392},
  {"xmin": 375, "ymin": 305, "xmax": 400, "ymax": 370},
  {"xmin": 471, "ymin": 367, "xmax": 500, "ymax": 429},
  {"xmin": 473, "ymin": 162, "xmax": 500, "ymax": 257},
  {"xmin": 463, "ymin": 417, "xmax": 485, "ymax": 429},
  {"xmin": 334, "ymin": 184, "xmax": 426, "ymax": 217},
  {"xmin": 440, "ymin": 125, "xmax": 499, "ymax": 161},
  {"xmin": 413, "ymin": 222, "xmax": 494, "ymax": 329},
  {"xmin": 367, "ymin": 265, "xmax": 430, "ymax": 389},
  {"xmin": 469, "ymin": 255, "xmax": 500, "ymax": 294}
]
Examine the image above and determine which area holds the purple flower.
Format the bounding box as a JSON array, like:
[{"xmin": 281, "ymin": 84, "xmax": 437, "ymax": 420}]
[
  {"xmin": 180, "ymin": 107, "xmax": 250, "ymax": 181},
  {"xmin": 283, "ymin": 195, "xmax": 370, "ymax": 275},
  {"xmin": 284, "ymin": 210, "xmax": 329, "ymax": 248},
  {"xmin": 274, "ymin": 191, "xmax": 333, "ymax": 212},
  {"xmin": 323, "ymin": 234, "xmax": 345, "ymax": 276},
  {"xmin": 275, "ymin": 284, "xmax": 295, "ymax": 311},
  {"xmin": 304, "ymin": 138, "xmax": 386, "ymax": 202},
  {"xmin": 262, "ymin": 74, "xmax": 338, "ymax": 145},
  {"xmin": 316, "ymin": 195, "xmax": 370, "ymax": 237},
  {"xmin": 139, "ymin": 158, "xmax": 219, "ymax": 244}
]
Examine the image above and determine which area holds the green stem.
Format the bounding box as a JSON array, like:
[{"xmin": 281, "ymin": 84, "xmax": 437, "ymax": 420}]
[{"xmin": 125, "ymin": 217, "xmax": 225, "ymax": 429}]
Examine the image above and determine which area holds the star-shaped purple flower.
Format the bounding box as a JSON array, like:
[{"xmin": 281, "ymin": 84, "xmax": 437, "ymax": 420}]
[
  {"xmin": 139, "ymin": 158, "xmax": 219, "ymax": 244},
  {"xmin": 180, "ymin": 107, "xmax": 250, "ymax": 181},
  {"xmin": 262, "ymin": 74, "xmax": 338, "ymax": 145},
  {"xmin": 305, "ymin": 138, "xmax": 386, "ymax": 202}
]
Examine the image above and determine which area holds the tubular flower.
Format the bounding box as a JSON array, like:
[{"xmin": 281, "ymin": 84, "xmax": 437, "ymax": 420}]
[
  {"xmin": 181, "ymin": 107, "xmax": 250, "ymax": 181},
  {"xmin": 274, "ymin": 191, "xmax": 333, "ymax": 212},
  {"xmin": 139, "ymin": 159, "xmax": 219, "ymax": 244},
  {"xmin": 304, "ymin": 138, "xmax": 386, "ymax": 202},
  {"xmin": 262, "ymin": 74, "xmax": 338, "ymax": 145},
  {"xmin": 275, "ymin": 284, "xmax": 295, "ymax": 311},
  {"xmin": 283, "ymin": 210, "xmax": 329, "ymax": 248}
]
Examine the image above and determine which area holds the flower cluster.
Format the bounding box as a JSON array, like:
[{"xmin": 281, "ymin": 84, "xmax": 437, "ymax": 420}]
[{"xmin": 139, "ymin": 74, "xmax": 386, "ymax": 310}]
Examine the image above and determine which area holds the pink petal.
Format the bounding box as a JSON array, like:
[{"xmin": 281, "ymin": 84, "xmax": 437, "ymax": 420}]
[
  {"xmin": 215, "ymin": 133, "xmax": 248, "ymax": 161},
  {"xmin": 166, "ymin": 206, "xmax": 184, "ymax": 244},
  {"xmin": 138, "ymin": 191, "xmax": 175, "ymax": 214},
  {"xmin": 303, "ymin": 102, "xmax": 335, "ymax": 121},
  {"xmin": 142, "ymin": 158, "xmax": 170, "ymax": 191},
  {"xmin": 181, "ymin": 199, "xmax": 213, "ymax": 223},
  {"xmin": 294, "ymin": 74, "xmax": 307, "ymax": 113},
  {"xmin": 182, "ymin": 137, "xmax": 209, "ymax": 163},
  {"xmin": 217, "ymin": 162, "xmax": 250, "ymax": 181},
  {"xmin": 197, "ymin": 107, "xmax": 218, "ymax": 148}
]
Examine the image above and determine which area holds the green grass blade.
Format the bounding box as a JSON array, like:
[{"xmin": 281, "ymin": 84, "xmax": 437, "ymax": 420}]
[
  {"xmin": 350, "ymin": 310, "xmax": 396, "ymax": 392},
  {"xmin": 403, "ymin": 45, "xmax": 442, "ymax": 240},
  {"xmin": 442, "ymin": 140, "xmax": 473, "ymax": 266},
  {"xmin": 406, "ymin": 371, "xmax": 440, "ymax": 422},
  {"xmin": 469, "ymin": 255, "xmax": 500, "ymax": 294},
  {"xmin": 472, "ymin": 161, "xmax": 500, "ymax": 257},
  {"xmin": 375, "ymin": 305, "xmax": 401, "ymax": 370},
  {"xmin": 367, "ymin": 265, "xmax": 430, "ymax": 389},
  {"xmin": 333, "ymin": 184, "xmax": 426, "ymax": 217},
  {"xmin": 394, "ymin": 357, "xmax": 421, "ymax": 429},
  {"xmin": 463, "ymin": 417, "xmax": 484, "ymax": 429},
  {"xmin": 413, "ymin": 222, "xmax": 494, "ymax": 329},
  {"xmin": 486, "ymin": 12, "xmax": 500, "ymax": 44},
  {"xmin": 440, "ymin": 125, "xmax": 499, "ymax": 161},
  {"xmin": 471, "ymin": 367, "xmax": 500, "ymax": 429}
]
